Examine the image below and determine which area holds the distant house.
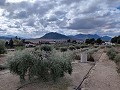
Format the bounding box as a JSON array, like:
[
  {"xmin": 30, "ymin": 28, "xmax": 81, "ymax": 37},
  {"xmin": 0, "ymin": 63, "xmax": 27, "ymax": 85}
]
[
  {"xmin": 39, "ymin": 39, "xmax": 68, "ymax": 44},
  {"xmin": 104, "ymin": 42, "xmax": 114, "ymax": 45},
  {"xmin": 24, "ymin": 41, "xmax": 36, "ymax": 47}
]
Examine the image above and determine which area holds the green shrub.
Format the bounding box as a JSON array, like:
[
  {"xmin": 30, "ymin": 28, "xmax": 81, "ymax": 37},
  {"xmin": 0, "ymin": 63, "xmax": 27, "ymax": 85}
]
[
  {"xmin": 73, "ymin": 54, "xmax": 81, "ymax": 60},
  {"xmin": 69, "ymin": 46, "xmax": 76, "ymax": 51},
  {"xmin": 7, "ymin": 50, "xmax": 35, "ymax": 81},
  {"xmin": 87, "ymin": 54, "xmax": 94, "ymax": 62},
  {"xmin": 87, "ymin": 48, "xmax": 99, "ymax": 55},
  {"xmin": 7, "ymin": 49, "xmax": 72, "ymax": 82},
  {"xmin": 49, "ymin": 53, "xmax": 72, "ymax": 81},
  {"xmin": 60, "ymin": 47, "xmax": 67, "ymax": 52},
  {"xmin": 107, "ymin": 48, "xmax": 117, "ymax": 60},
  {"xmin": 106, "ymin": 45, "xmax": 112, "ymax": 48},
  {"xmin": 15, "ymin": 46, "xmax": 25, "ymax": 51},
  {"xmin": 114, "ymin": 54, "xmax": 120, "ymax": 63},
  {"xmin": 100, "ymin": 45, "xmax": 105, "ymax": 49},
  {"xmin": 0, "ymin": 64, "xmax": 8, "ymax": 71},
  {"xmin": 34, "ymin": 46, "xmax": 40, "ymax": 51},
  {"xmin": 80, "ymin": 45, "xmax": 89, "ymax": 48},
  {"xmin": 94, "ymin": 45, "xmax": 99, "ymax": 48},
  {"xmin": 40, "ymin": 45, "xmax": 52, "ymax": 52},
  {"xmin": 0, "ymin": 40, "xmax": 6, "ymax": 54},
  {"xmin": 115, "ymin": 54, "xmax": 120, "ymax": 73},
  {"xmin": 75, "ymin": 45, "xmax": 80, "ymax": 49},
  {"xmin": 55, "ymin": 47, "xmax": 60, "ymax": 50}
]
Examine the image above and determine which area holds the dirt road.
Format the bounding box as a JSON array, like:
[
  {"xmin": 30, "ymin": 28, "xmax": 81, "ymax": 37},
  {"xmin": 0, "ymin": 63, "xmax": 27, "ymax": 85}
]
[{"xmin": 82, "ymin": 53, "xmax": 120, "ymax": 90}]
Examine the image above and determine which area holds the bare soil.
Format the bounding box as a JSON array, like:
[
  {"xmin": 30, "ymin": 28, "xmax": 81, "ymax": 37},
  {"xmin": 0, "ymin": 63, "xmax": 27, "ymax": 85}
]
[
  {"xmin": 0, "ymin": 49, "xmax": 120, "ymax": 90},
  {"xmin": 82, "ymin": 53, "xmax": 120, "ymax": 90}
]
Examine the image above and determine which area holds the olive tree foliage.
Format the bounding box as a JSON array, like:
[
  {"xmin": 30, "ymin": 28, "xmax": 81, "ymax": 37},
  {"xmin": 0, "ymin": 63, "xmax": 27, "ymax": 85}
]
[
  {"xmin": 7, "ymin": 49, "xmax": 72, "ymax": 82},
  {"xmin": 0, "ymin": 40, "xmax": 6, "ymax": 54}
]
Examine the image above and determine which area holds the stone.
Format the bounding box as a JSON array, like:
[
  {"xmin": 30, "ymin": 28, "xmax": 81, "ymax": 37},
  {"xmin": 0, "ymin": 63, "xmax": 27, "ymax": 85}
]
[{"xmin": 81, "ymin": 51, "xmax": 87, "ymax": 63}]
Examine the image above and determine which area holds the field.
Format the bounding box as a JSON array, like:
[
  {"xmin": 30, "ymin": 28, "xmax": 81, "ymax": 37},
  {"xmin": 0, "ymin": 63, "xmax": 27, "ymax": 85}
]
[{"xmin": 0, "ymin": 44, "xmax": 120, "ymax": 90}]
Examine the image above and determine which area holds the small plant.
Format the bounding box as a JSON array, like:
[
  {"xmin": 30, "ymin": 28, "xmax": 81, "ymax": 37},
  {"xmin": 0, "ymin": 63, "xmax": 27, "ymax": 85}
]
[
  {"xmin": 114, "ymin": 54, "xmax": 120, "ymax": 73},
  {"xmin": 107, "ymin": 48, "xmax": 117, "ymax": 60},
  {"xmin": 73, "ymin": 53, "xmax": 81, "ymax": 60},
  {"xmin": 100, "ymin": 45, "xmax": 105, "ymax": 49},
  {"xmin": 80, "ymin": 45, "xmax": 89, "ymax": 48},
  {"xmin": 55, "ymin": 47, "xmax": 60, "ymax": 50},
  {"xmin": 15, "ymin": 46, "xmax": 25, "ymax": 51},
  {"xmin": 0, "ymin": 64, "xmax": 8, "ymax": 71},
  {"xmin": 94, "ymin": 45, "xmax": 99, "ymax": 48},
  {"xmin": 106, "ymin": 45, "xmax": 112, "ymax": 48},
  {"xmin": 0, "ymin": 40, "xmax": 6, "ymax": 54},
  {"xmin": 41, "ymin": 45, "xmax": 52, "ymax": 52},
  {"xmin": 75, "ymin": 45, "xmax": 80, "ymax": 49},
  {"xmin": 60, "ymin": 47, "xmax": 67, "ymax": 52},
  {"xmin": 69, "ymin": 46, "xmax": 76, "ymax": 51},
  {"xmin": 87, "ymin": 54, "xmax": 94, "ymax": 62},
  {"xmin": 34, "ymin": 46, "xmax": 40, "ymax": 51},
  {"xmin": 114, "ymin": 53, "xmax": 120, "ymax": 63}
]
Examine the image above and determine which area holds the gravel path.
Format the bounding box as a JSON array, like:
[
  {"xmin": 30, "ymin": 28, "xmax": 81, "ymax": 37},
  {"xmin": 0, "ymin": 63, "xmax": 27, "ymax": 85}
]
[{"xmin": 82, "ymin": 53, "xmax": 120, "ymax": 90}]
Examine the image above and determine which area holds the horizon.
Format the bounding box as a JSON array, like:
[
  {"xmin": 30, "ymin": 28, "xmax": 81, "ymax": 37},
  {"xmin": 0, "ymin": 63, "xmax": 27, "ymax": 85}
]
[
  {"xmin": 0, "ymin": 32, "xmax": 113, "ymax": 39},
  {"xmin": 0, "ymin": 0, "xmax": 120, "ymax": 38}
]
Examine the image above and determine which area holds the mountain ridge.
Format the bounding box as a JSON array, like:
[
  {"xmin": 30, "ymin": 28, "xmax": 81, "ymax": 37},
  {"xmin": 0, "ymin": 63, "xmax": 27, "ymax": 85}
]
[{"xmin": 0, "ymin": 32, "xmax": 112, "ymax": 41}]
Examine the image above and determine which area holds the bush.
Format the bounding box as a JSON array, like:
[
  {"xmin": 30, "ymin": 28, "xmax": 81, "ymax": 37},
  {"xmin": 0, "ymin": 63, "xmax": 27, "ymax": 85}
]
[
  {"xmin": 114, "ymin": 54, "xmax": 120, "ymax": 63},
  {"xmin": 75, "ymin": 45, "xmax": 80, "ymax": 49},
  {"xmin": 100, "ymin": 45, "xmax": 105, "ymax": 49},
  {"xmin": 80, "ymin": 45, "xmax": 89, "ymax": 48},
  {"xmin": 114, "ymin": 54, "xmax": 120, "ymax": 73},
  {"xmin": 87, "ymin": 48, "xmax": 99, "ymax": 55},
  {"xmin": 49, "ymin": 52, "xmax": 72, "ymax": 81},
  {"xmin": 107, "ymin": 48, "xmax": 117, "ymax": 60},
  {"xmin": 74, "ymin": 54, "xmax": 81, "ymax": 60},
  {"xmin": 0, "ymin": 40, "xmax": 6, "ymax": 54},
  {"xmin": 94, "ymin": 45, "xmax": 99, "ymax": 48},
  {"xmin": 69, "ymin": 46, "xmax": 76, "ymax": 51},
  {"xmin": 34, "ymin": 46, "xmax": 40, "ymax": 51},
  {"xmin": 7, "ymin": 50, "xmax": 72, "ymax": 82},
  {"xmin": 40, "ymin": 45, "xmax": 52, "ymax": 52},
  {"xmin": 87, "ymin": 54, "xmax": 94, "ymax": 62},
  {"xmin": 55, "ymin": 47, "xmax": 60, "ymax": 50},
  {"xmin": 106, "ymin": 45, "xmax": 112, "ymax": 48},
  {"xmin": 60, "ymin": 47, "xmax": 67, "ymax": 52},
  {"xmin": 0, "ymin": 64, "xmax": 8, "ymax": 71},
  {"xmin": 15, "ymin": 46, "xmax": 25, "ymax": 51}
]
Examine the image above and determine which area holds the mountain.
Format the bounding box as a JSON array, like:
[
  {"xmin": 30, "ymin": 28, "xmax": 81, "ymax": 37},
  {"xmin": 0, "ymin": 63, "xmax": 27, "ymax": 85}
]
[
  {"xmin": 0, "ymin": 35, "xmax": 14, "ymax": 40},
  {"xmin": 70, "ymin": 34, "xmax": 100, "ymax": 40},
  {"xmin": 40, "ymin": 32, "xmax": 70, "ymax": 39},
  {"xmin": 101, "ymin": 36, "xmax": 112, "ymax": 41},
  {"xmin": 0, "ymin": 35, "xmax": 25, "ymax": 40},
  {"xmin": 69, "ymin": 34, "xmax": 111, "ymax": 41}
]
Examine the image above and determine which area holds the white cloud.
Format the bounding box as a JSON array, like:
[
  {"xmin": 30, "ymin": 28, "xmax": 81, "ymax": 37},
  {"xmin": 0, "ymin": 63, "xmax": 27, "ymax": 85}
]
[{"xmin": 0, "ymin": 0, "xmax": 120, "ymax": 37}]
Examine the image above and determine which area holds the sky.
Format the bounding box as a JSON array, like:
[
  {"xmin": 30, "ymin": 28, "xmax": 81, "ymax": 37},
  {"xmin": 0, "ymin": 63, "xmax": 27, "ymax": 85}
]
[{"xmin": 0, "ymin": 0, "xmax": 120, "ymax": 38}]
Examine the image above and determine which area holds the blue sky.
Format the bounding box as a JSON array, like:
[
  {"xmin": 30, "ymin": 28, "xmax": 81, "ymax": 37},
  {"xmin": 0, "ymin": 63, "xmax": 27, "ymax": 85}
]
[{"xmin": 0, "ymin": 0, "xmax": 120, "ymax": 38}]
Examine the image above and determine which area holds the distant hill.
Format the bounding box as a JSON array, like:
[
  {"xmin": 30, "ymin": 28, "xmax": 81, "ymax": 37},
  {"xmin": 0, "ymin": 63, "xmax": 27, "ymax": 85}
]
[
  {"xmin": 0, "ymin": 33, "xmax": 111, "ymax": 41},
  {"xmin": 70, "ymin": 34, "xmax": 100, "ymax": 40},
  {"xmin": 40, "ymin": 32, "xmax": 70, "ymax": 39},
  {"xmin": 0, "ymin": 35, "xmax": 25, "ymax": 40},
  {"xmin": 101, "ymin": 36, "xmax": 112, "ymax": 41},
  {"xmin": 0, "ymin": 35, "xmax": 15, "ymax": 40},
  {"xmin": 69, "ymin": 34, "xmax": 111, "ymax": 41}
]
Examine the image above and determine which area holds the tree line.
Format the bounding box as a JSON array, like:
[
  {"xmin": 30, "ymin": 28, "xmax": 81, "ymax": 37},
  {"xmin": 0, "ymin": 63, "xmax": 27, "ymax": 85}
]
[
  {"xmin": 111, "ymin": 36, "xmax": 120, "ymax": 44},
  {"xmin": 5, "ymin": 36, "xmax": 25, "ymax": 48}
]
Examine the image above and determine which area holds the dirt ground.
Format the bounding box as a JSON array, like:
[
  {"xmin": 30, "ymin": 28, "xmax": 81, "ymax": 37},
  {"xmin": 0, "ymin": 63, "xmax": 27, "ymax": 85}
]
[
  {"xmin": 0, "ymin": 62, "xmax": 93, "ymax": 90},
  {"xmin": 0, "ymin": 54, "xmax": 6, "ymax": 64},
  {"xmin": 0, "ymin": 49, "xmax": 120, "ymax": 90},
  {"xmin": 81, "ymin": 53, "xmax": 120, "ymax": 90}
]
